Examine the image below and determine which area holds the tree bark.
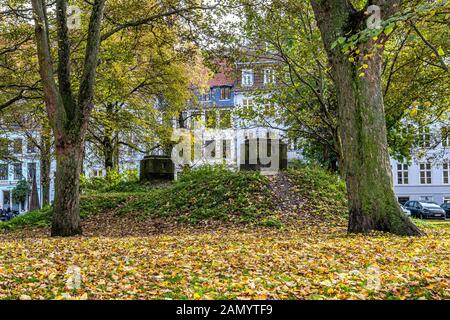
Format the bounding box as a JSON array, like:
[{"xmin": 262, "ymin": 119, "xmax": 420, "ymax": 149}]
[
  {"xmin": 40, "ymin": 127, "xmax": 51, "ymax": 206},
  {"xmin": 102, "ymin": 102, "xmax": 118, "ymax": 171},
  {"xmin": 103, "ymin": 135, "xmax": 115, "ymax": 170},
  {"xmin": 310, "ymin": 0, "xmax": 423, "ymax": 236},
  {"xmin": 51, "ymin": 141, "xmax": 84, "ymax": 236}
]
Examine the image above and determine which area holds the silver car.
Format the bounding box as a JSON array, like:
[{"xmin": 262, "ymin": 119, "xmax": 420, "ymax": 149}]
[{"xmin": 400, "ymin": 204, "xmax": 411, "ymax": 216}]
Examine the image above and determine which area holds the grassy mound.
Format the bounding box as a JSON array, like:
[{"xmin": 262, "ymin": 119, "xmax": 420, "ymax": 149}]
[
  {"xmin": 116, "ymin": 166, "xmax": 276, "ymax": 224},
  {"xmin": 0, "ymin": 164, "xmax": 349, "ymax": 231},
  {"xmin": 1, "ymin": 166, "xmax": 277, "ymax": 230},
  {"xmin": 287, "ymin": 162, "xmax": 348, "ymax": 221}
]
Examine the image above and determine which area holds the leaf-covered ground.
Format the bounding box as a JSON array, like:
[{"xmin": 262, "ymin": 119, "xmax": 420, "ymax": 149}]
[
  {"xmin": 1, "ymin": 222, "xmax": 448, "ymax": 300},
  {"xmin": 0, "ymin": 167, "xmax": 448, "ymax": 299}
]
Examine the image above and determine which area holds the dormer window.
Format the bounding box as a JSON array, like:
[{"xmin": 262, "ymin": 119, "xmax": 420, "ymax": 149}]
[
  {"xmin": 242, "ymin": 69, "xmax": 254, "ymax": 87},
  {"xmin": 220, "ymin": 87, "xmax": 231, "ymax": 100}
]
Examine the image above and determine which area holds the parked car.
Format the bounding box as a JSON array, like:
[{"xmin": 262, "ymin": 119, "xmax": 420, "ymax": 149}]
[
  {"xmin": 0, "ymin": 209, "xmax": 20, "ymax": 222},
  {"xmin": 404, "ymin": 201, "xmax": 446, "ymax": 219},
  {"xmin": 440, "ymin": 203, "xmax": 450, "ymax": 219},
  {"xmin": 400, "ymin": 204, "xmax": 411, "ymax": 216}
]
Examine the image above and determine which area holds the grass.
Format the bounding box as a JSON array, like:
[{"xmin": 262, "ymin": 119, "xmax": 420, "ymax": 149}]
[
  {"xmin": 412, "ymin": 218, "xmax": 450, "ymax": 229},
  {"xmin": 116, "ymin": 166, "xmax": 276, "ymax": 224},
  {"xmin": 0, "ymin": 206, "xmax": 52, "ymax": 230},
  {"xmin": 1, "ymin": 166, "xmax": 278, "ymax": 230},
  {"xmin": 286, "ymin": 162, "xmax": 348, "ymax": 221}
]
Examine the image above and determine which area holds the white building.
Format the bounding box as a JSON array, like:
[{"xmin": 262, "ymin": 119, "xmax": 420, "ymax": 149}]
[
  {"xmin": 0, "ymin": 130, "xmax": 55, "ymax": 212},
  {"xmin": 0, "ymin": 128, "xmax": 142, "ymax": 212},
  {"xmin": 391, "ymin": 124, "xmax": 450, "ymax": 205}
]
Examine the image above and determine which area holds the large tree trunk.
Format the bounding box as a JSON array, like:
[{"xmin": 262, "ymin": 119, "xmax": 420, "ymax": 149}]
[
  {"xmin": 311, "ymin": 0, "xmax": 423, "ymax": 236},
  {"xmin": 40, "ymin": 127, "xmax": 51, "ymax": 206},
  {"xmin": 51, "ymin": 139, "xmax": 84, "ymax": 236}
]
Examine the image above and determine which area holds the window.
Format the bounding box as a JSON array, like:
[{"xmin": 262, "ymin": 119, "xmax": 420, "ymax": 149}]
[
  {"xmin": 27, "ymin": 162, "xmax": 37, "ymax": 180},
  {"xmin": 13, "ymin": 139, "xmax": 22, "ymax": 154},
  {"xmin": 220, "ymin": 87, "xmax": 231, "ymax": 100},
  {"xmin": 91, "ymin": 169, "xmax": 103, "ymax": 177},
  {"xmin": 264, "ymin": 102, "xmax": 275, "ymax": 116},
  {"xmin": 0, "ymin": 139, "xmax": 9, "ymax": 155},
  {"xmin": 443, "ymin": 162, "xmax": 450, "ymax": 184},
  {"xmin": 397, "ymin": 163, "xmax": 409, "ymax": 184},
  {"xmin": 242, "ymin": 98, "xmax": 253, "ymax": 110},
  {"xmin": 443, "ymin": 197, "xmax": 450, "ymax": 204},
  {"xmin": 13, "ymin": 163, "xmax": 22, "ymax": 180},
  {"xmin": 27, "ymin": 137, "xmax": 37, "ymax": 153},
  {"xmin": 222, "ymin": 140, "xmax": 231, "ymax": 159},
  {"xmin": 205, "ymin": 140, "xmax": 216, "ymax": 159},
  {"xmin": 219, "ymin": 110, "xmax": 232, "ymax": 129},
  {"xmin": 199, "ymin": 92, "xmax": 210, "ymax": 101},
  {"xmin": 205, "ymin": 111, "xmax": 217, "ymax": 129},
  {"xmin": 417, "ymin": 127, "xmax": 431, "ymax": 148},
  {"xmin": 0, "ymin": 164, "xmax": 8, "ymax": 181},
  {"xmin": 241, "ymin": 69, "xmax": 254, "ymax": 87},
  {"xmin": 178, "ymin": 112, "xmax": 187, "ymax": 129},
  {"xmin": 263, "ymin": 68, "xmax": 275, "ymax": 85},
  {"xmin": 398, "ymin": 197, "xmax": 410, "ymax": 205},
  {"xmin": 419, "ymin": 163, "xmax": 432, "ymax": 184}
]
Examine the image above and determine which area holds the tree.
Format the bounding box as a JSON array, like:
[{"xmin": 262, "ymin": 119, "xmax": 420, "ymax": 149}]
[
  {"xmin": 29, "ymin": 0, "xmax": 106, "ymax": 236},
  {"xmin": 0, "ymin": 103, "xmax": 53, "ymax": 206},
  {"xmin": 87, "ymin": 24, "xmax": 203, "ymax": 172},
  {"xmin": 308, "ymin": 0, "xmax": 426, "ymax": 235},
  {"xmin": 12, "ymin": 179, "xmax": 30, "ymax": 204},
  {"xmin": 27, "ymin": 0, "xmax": 220, "ymax": 236},
  {"xmin": 212, "ymin": 0, "xmax": 448, "ymax": 235},
  {"xmin": 224, "ymin": 0, "xmax": 341, "ymax": 172}
]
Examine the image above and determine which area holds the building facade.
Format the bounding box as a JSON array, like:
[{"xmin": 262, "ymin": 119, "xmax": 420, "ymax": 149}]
[
  {"xmin": 174, "ymin": 60, "xmax": 296, "ymax": 172},
  {"xmin": 0, "ymin": 130, "xmax": 55, "ymax": 212},
  {"xmin": 391, "ymin": 125, "xmax": 450, "ymax": 205}
]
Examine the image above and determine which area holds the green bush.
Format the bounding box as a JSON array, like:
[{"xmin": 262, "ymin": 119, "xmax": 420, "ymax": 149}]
[
  {"xmin": 2, "ymin": 166, "xmax": 278, "ymax": 229},
  {"xmin": 12, "ymin": 179, "xmax": 31, "ymax": 203},
  {"xmin": 2, "ymin": 164, "xmax": 348, "ymax": 231}
]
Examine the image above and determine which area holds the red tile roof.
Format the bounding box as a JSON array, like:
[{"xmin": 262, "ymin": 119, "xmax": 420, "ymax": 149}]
[{"xmin": 208, "ymin": 63, "xmax": 234, "ymax": 87}]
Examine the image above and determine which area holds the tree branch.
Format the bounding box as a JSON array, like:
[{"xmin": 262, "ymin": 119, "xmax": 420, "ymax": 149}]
[
  {"xmin": 77, "ymin": 0, "xmax": 106, "ymax": 114},
  {"xmin": 410, "ymin": 22, "xmax": 448, "ymax": 71},
  {"xmin": 30, "ymin": 0, "xmax": 60, "ymax": 127},
  {"xmin": 55, "ymin": 0, "xmax": 75, "ymax": 118},
  {"xmin": 100, "ymin": 2, "xmax": 221, "ymax": 42}
]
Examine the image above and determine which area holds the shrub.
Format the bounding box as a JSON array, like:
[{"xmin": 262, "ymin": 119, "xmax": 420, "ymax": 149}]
[{"xmin": 12, "ymin": 180, "xmax": 31, "ymax": 203}]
